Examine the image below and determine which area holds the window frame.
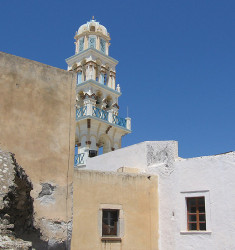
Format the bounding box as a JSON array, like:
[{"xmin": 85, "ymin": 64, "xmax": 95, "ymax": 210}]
[
  {"xmin": 88, "ymin": 35, "xmax": 96, "ymax": 49},
  {"xmin": 100, "ymin": 38, "xmax": 106, "ymax": 53},
  {"xmin": 180, "ymin": 190, "xmax": 211, "ymax": 234},
  {"xmin": 77, "ymin": 71, "xmax": 82, "ymax": 85},
  {"xmin": 79, "ymin": 38, "xmax": 84, "ymax": 52},
  {"xmin": 102, "ymin": 209, "xmax": 119, "ymax": 237},
  {"xmin": 99, "ymin": 204, "xmax": 123, "ymax": 241},
  {"xmin": 186, "ymin": 196, "xmax": 206, "ymax": 231}
]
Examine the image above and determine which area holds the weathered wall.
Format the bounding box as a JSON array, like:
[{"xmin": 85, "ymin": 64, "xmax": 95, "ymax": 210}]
[
  {"xmin": 86, "ymin": 141, "xmax": 178, "ymax": 172},
  {"xmin": 86, "ymin": 140, "xmax": 235, "ymax": 250},
  {"xmin": 0, "ymin": 52, "xmax": 76, "ymax": 248},
  {"xmin": 0, "ymin": 148, "xmax": 33, "ymax": 249},
  {"xmin": 151, "ymin": 152, "xmax": 235, "ymax": 250},
  {"xmin": 72, "ymin": 170, "xmax": 158, "ymax": 250}
]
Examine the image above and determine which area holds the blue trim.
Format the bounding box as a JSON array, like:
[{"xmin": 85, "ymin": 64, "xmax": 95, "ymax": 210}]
[
  {"xmin": 74, "ymin": 153, "xmax": 85, "ymax": 165},
  {"xmin": 112, "ymin": 114, "xmax": 127, "ymax": 128},
  {"xmin": 92, "ymin": 106, "xmax": 108, "ymax": 121},
  {"xmin": 76, "ymin": 112, "xmax": 131, "ymax": 132},
  {"xmin": 76, "ymin": 106, "xmax": 87, "ymax": 119}
]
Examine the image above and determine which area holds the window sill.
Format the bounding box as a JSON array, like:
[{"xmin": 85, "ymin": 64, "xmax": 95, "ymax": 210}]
[
  {"xmin": 101, "ymin": 237, "xmax": 122, "ymax": 242},
  {"xmin": 180, "ymin": 231, "xmax": 212, "ymax": 235}
]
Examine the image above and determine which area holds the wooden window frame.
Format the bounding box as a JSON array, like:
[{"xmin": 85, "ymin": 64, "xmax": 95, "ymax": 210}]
[
  {"xmin": 187, "ymin": 196, "xmax": 206, "ymax": 231},
  {"xmin": 102, "ymin": 209, "xmax": 119, "ymax": 237}
]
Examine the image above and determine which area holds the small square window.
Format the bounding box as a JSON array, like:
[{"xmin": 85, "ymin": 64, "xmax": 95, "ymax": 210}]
[
  {"xmin": 102, "ymin": 209, "xmax": 119, "ymax": 236},
  {"xmin": 187, "ymin": 197, "xmax": 206, "ymax": 231},
  {"xmin": 89, "ymin": 150, "xmax": 97, "ymax": 158}
]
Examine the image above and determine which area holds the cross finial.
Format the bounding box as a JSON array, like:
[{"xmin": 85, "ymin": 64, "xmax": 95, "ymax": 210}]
[{"xmin": 92, "ymin": 16, "xmax": 94, "ymax": 20}]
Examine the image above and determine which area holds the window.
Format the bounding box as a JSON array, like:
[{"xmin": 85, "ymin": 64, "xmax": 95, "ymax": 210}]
[
  {"xmin": 77, "ymin": 72, "xmax": 82, "ymax": 85},
  {"xmin": 102, "ymin": 209, "xmax": 119, "ymax": 236},
  {"xmin": 90, "ymin": 25, "xmax": 95, "ymax": 32},
  {"xmin": 187, "ymin": 197, "xmax": 206, "ymax": 231},
  {"xmin": 100, "ymin": 73, "xmax": 105, "ymax": 84},
  {"xmin": 79, "ymin": 38, "xmax": 84, "ymax": 52},
  {"xmin": 88, "ymin": 150, "xmax": 97, "ymax": 158},
  {"xmin": 100, "ymin": 38, "xmax": 106, "ymax": 53},
  {"xmin": 89, "ymin": 36, "xmax": 96, "ymax": 49}
]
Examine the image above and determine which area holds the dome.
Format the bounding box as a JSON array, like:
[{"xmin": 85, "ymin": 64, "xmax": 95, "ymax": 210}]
[{"xmin": 76, "ymin": 18, "xmax": 110, "ymax": 38}]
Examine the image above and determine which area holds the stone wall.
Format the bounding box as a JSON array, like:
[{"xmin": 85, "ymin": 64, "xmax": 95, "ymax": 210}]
[
  {"xmin": 0, "ymin": 148, "xmax": 33, "ymax": 249},
  {"xmin": 0, "ymin": 52, "xmax": 76, "ymax": 249}
]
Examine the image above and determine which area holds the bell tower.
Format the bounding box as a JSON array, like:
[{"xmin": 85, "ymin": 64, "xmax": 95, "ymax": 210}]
[{"xmin": 66, "ymin": 18, "xmax": 131, "ymax": 167}]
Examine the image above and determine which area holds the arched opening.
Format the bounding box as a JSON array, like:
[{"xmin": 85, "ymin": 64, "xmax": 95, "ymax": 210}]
[
  {"xmin": 76, "ymin": 91, "xmax": 84, "ymax": 107},
  {"xmin": 106, "ymin": 95, "xmax": 113, "ymax": 109},
  {"xmin": 98, "ymin": 134, "xmax": 111, "ymax": 154},
  {"xmin": 96, "ymin": 91, "xmax": 103, "ymax": 108},
  {"xmin": 90, "ymin": 25, "xmax": 95, "ymax": 32}
]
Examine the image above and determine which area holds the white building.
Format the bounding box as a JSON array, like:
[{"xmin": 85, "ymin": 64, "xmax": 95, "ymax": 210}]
[
  {"xmin": 86, "ymin": 141, "xmax": 235, "ymax": 250},
  {"xmin": 66, "ymin": 19, "xmax": 235, "ymax": 250}
]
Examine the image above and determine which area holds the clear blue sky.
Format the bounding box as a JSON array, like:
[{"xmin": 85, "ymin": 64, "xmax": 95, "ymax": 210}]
[{"xmin": 1, "ymin": 0, "xmax": 234, "ymax": 158}]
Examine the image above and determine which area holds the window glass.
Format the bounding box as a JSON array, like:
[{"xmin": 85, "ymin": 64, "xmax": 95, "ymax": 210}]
[
  {"xmin": 79, "ymin": 38, "xmax": 84, "ymax": 52},
  {"xmin": 89, "ymin": 36, "xmax": 96, "ymax": 49},
  {"xmin": 88, "ymin": 150, "xmax": 97, "ymax": 158},
  {"xmin": 100, "ymin": 73, "xmax": 105, "ymax": 84},
  {"xmin": 102, "ymin": 209, "xmax": 119, "ymax": 236},
  {"xmin": 187, "ymin": 197, "xmax": 206, "ymax": 231},
  {"xmin": 100, "ymin": 38, "xmax": 106, "ymax": 53},
  {"xmin": 77, "ymin": 72, "xmax": 82, "ymax": 85}
]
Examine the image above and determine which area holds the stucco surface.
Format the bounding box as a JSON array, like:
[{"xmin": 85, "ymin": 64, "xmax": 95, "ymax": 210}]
[
  {"xmin": 162, "ymin": 152, "xmax": 235, "ymax": 250},
  {"xmin": 86, "ymin": 141, "xmax": 178, "ymax": 172},
  {"xmin": 0, "ymin": 52, "xmax": 76, "ymax": 246},
  {"xmin": 72, "ymin": 170, "xmax": 158, "ymax": 250},
  {"xmin": 86, "ymin": 141, "xmax": 235, "ymax": 250}
]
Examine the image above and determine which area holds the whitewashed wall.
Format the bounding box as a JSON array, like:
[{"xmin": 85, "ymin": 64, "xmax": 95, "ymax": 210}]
[
  {"xmin": 157, "ymin": 152, "xmax": 235, "ymax": 250},
  {"xmin": 86, "ymin": 141, "xmax": 178, "ymax": 172}
]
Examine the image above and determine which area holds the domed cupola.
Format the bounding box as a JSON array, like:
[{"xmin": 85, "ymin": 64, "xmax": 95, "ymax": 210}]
[{"xmin": 74, "ymin": 17, "xmax": 111, "ymax": 55}]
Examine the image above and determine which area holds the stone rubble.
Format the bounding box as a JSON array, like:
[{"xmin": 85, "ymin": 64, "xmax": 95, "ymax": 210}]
[{"xmin": 0, "ymin": 148, "xmax": 33, "ymax": 249}]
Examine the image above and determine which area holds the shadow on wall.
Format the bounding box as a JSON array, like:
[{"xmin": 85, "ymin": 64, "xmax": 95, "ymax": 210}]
[{"xmin": 0, "ymin": 150, "xmax": 68, "ymax": 250}]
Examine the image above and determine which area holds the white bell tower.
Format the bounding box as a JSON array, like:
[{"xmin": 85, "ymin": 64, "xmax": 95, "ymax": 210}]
[{"xmin": 66, "ymin": 18, "xmax": 131, "ymax": 167}]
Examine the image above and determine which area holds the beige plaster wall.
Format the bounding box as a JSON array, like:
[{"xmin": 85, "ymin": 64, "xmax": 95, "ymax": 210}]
[
  {"xmin": 0, "ymin": 52, "xmax": 76, "ymax": 246},
  {"xmin": 72, "ymin": 170, "xmax": 159, "ymax": 250}
]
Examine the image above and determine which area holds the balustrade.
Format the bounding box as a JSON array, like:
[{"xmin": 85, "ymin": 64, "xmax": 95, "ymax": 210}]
[
  {"xmin": 76, "ymin": 106, "xmax": 87, "ymax": 119},
  {"xmin": 92, "ymin": 106, "xmax": 108, "ymax": 121},
  {"xmin": 76, "ymin": 106, "xmax": 129, "ymax": 130},
  {"xmin": 74, "ymin": 153, "xmax": 85, "ymax": 166},
  {"xmin": 112, "ymin": 114, "xmax": 127, "ymax": 128}
]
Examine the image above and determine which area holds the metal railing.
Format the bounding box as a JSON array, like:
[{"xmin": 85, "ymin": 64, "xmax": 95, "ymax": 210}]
[
  {"xmin": 76, "ymin": 106, "xmax": 87, "ymax": 120},
  {"xmin": 74, "ymin": 153, "xmax": 85, "ymax": 166},
  {"xmin": 76, "ymin": 106, "xmax": 128, "ymax": 129},
  {"xmin": 112, "ymin": 114, "xmax": 127, "ymax": 128},
  {"xmin": 92, "ymin": 106, "xmax": 108, "ymax": 121}
]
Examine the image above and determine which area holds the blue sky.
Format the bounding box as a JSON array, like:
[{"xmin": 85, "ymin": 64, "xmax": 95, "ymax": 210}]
[{"xmin": 1, "ymin": 0, "xmax": 234, "ymax": 158}]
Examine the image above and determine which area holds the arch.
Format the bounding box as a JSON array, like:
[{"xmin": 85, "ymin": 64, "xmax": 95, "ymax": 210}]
[
  {"xmin": 106, "ymin": 95, "xmax": 113, "ymax": 109},
  {"xmin": 97, "ymin": 134, "xmax": 111, "ymax": 154},
  {"xmin": 90, "ymin": 135, "xmax": 97, "ymax": 151},
  {"xmin": 90, "ymin": 25, "xmax": 95, "ymax": 32},
  {"xmin": 76, "ymin": 91, "xmax": 85, "ymax": 108},
  {"xmin": 96, "ymin": 90, "xmax": 103, "ymax": 108},
  {"xmin": 81, "ymin": 135, "xmax": 87, "ymax": 148}
]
